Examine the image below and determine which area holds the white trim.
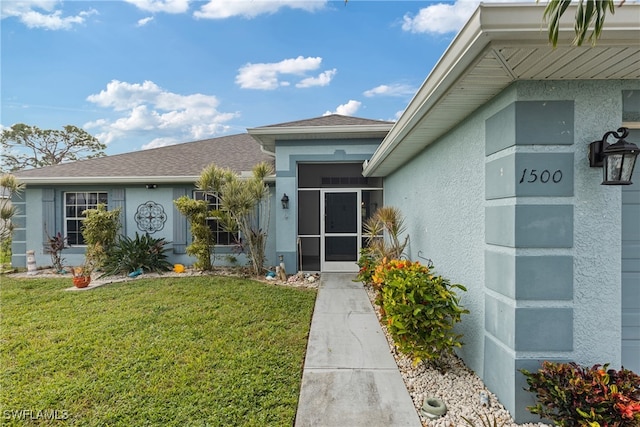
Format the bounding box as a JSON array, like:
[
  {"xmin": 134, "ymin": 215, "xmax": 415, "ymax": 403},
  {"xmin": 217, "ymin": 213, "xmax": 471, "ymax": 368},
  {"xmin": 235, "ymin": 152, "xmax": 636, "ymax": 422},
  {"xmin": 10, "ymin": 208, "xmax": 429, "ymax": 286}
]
[
  {"xmin": 362, "ymin": 3, "xmax": 640, "ymax": 177},
  {"xmin": 320, "ymin": 189, "xmax": 361, "ymax": 273},
  {"xmin": 249, "ymin": 124, "xmax": 392, "ymax": 153},
  {"xmin": 15, "ymin": 174, "xmax": 276, "ymax": 185}
]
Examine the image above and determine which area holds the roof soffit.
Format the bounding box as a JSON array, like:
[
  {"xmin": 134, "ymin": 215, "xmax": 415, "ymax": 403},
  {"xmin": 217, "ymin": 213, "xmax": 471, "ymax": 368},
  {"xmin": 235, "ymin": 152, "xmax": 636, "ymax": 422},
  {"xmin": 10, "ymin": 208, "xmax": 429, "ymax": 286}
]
[
  {"xmin": 248, "ymin": 123, "xmax": 394, "ymax": 153},
  {"xmin": 363, "ymin": 3, "xmax": 640, "ymax": 177}
]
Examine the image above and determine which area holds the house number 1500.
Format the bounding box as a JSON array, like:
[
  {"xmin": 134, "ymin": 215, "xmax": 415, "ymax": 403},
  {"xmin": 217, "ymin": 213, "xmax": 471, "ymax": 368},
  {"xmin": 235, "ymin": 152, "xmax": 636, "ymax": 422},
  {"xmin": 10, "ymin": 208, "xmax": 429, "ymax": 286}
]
[{"xmin": 519, "ymin": 169, "xmax": 563, "ymax": 184}]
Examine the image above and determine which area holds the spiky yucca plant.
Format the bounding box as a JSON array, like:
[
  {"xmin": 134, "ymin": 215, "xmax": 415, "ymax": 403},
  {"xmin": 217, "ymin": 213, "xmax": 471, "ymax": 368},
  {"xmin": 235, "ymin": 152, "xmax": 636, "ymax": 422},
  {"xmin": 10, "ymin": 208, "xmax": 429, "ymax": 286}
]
[
  {"xmin": 363, "ymin": 206, "xmax": 409, "ymax": 261},
  {"xmin": 196, "ymin": 161, "xmax": 273, "ymax": 277}
]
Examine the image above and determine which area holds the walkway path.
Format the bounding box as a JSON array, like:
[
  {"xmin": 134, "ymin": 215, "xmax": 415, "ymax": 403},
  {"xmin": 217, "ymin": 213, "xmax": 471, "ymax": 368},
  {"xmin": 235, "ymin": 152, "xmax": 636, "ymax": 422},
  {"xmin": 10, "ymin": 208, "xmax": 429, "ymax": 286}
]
[{"xmin": 295, "ymin": 273, "xmax": 422, "ymax": 427}]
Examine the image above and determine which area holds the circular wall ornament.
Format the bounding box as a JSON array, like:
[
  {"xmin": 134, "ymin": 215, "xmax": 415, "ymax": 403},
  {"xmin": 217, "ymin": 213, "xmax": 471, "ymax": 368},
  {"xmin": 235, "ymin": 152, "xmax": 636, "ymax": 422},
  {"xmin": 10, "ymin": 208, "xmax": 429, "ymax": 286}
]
[{"xmin": 135, "ymin": 201, "xmax": 167, "ymax": 233}]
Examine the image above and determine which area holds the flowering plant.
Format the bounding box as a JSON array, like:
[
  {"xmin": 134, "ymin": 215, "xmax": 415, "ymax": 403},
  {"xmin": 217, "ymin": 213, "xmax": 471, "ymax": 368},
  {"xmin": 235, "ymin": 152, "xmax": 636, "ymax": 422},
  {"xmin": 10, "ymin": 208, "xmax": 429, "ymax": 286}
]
[
  {"xmin": 521, "ymin": 361, "xmax": 640, "ymax": 426},
  {"xmin": 70, "ymin": 257, "xmax": 94, "ymax": 278},
  {"xmin": 372, "ymin": 258, "xmax": 468, "ymax": 365}
]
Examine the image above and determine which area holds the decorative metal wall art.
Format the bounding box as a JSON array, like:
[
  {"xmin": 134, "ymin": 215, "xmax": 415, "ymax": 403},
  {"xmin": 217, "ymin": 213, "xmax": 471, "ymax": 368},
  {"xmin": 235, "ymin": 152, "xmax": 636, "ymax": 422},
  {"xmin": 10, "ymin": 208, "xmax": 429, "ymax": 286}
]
[{"xmin": 135, "ymin": 201, "xmax": 167, "ymax": 233}]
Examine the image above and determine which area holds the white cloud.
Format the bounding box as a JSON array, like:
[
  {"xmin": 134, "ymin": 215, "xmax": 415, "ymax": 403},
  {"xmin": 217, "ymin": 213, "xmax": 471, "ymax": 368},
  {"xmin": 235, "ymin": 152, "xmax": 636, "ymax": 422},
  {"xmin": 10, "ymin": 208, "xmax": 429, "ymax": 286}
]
[
  {"xmin": 402, "ymin": 0, "xmax": 533, "ymax": 35},
  {"xmin": 141, "ymin": 137, "xmax": 180, "ymax": 150},
  {"xmin": 137, "ymin": 16, "xmax": 154, "ymax": 26},
  {"xmin": 363, "ymin": 83, "xmax": 416, "ymax": 98},
  {"xmin": 236, "ymin": 56, "xmax": 330, "ymax": 90},
  {"xmin": 296, "ymin": 68, "xmax": 337, "ymax": 88},
  {"xmin": 124, "ymin": 0, "xmax": 191, "ymax": 14},
  {"xmin": 323, "ymin": 100, "xmax": 361, "ymax": 117},
  {"xmin": 85, "ymin": 80, "xmax": 238, "ymax": 146},
  {"xmin": 194, "ymin": 0, "xmax": 326, "ymax": 19},
  {"xmin": 1, "ymin": 1, "xmax": 97, "ymax": 30},
  {"xmin": 402, "ymin": 1, "xmax": 479, "ymax": 34}
]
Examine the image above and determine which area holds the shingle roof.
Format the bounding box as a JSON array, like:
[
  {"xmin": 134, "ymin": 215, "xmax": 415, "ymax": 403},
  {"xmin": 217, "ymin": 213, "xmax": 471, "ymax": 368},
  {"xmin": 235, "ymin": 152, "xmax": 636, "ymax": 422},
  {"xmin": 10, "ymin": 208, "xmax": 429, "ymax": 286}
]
[
  {"xmin": 262, "ymin": 114, "xmax": 394, "ymax": 128},
  {"xmin": 248, "ymin": 114, "xmax": 394, "ymax": 153},
  {"xmin": 14, "ymin": 133, "xmax": 273, "ymax": 184}
]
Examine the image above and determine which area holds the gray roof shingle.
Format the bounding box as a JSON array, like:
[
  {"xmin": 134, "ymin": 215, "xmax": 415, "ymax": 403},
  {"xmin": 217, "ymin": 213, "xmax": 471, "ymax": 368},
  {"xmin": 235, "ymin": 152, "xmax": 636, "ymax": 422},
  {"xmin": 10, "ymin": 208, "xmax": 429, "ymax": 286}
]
[
  {"xmin": 261, "ymin": 114, "xmax": 394, "ymax": 128},
  {"xmin": 14, "ymin": 133, "xmax": 273, "ymax": 183}
]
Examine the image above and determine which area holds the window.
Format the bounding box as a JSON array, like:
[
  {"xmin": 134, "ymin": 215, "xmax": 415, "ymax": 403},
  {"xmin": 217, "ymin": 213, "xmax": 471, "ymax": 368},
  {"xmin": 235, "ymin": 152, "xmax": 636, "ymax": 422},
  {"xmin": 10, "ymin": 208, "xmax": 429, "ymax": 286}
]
[
  {"xmin": 64, "ymin": 192, "xmax": 108, "ymax": 245},
  {"xmin": 193, "ymin": 191, "xmax": 238, "ymax": 246}
]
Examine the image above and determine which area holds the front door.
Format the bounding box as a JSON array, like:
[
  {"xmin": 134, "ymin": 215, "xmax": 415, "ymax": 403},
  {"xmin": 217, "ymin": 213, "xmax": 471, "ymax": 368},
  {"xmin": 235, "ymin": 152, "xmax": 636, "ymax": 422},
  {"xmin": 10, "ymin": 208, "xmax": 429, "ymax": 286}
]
[{"xmin": 321, "ymin": 190, "xmax": 359, "ymax": 272}]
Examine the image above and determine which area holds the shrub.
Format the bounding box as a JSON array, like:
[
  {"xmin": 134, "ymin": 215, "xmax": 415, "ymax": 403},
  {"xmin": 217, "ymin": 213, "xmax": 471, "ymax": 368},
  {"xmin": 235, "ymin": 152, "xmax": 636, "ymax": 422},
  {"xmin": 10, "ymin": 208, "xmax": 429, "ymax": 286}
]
[
  {"xmin": 356, "ymin": 248, "xmax": 377, "ymax": 285},
  {"xmin": 45, "ymin": 231, "xmax": 68, "ymax": 271},
  {"xmin": 521, "ymin": 361, "xmax": 640, "ymax": 426},
  {"xmin": 101, "ymin": 232, "xmax": 172, "ymax": 276},
  {"xmin": 81, "ymin": 203, "xmax": 121, "ymax": 270},
  {"xmin": 196, "ymin": 162, "xmax": 273, "ymax": 277},
  {"xmin": 357, "ymin": 206, "xmax": 410, "ymax": 286},
  {"xmin": 372, "ymin": 258, "xmax": 469, "ymax": 365},
  {"xmin": 173, "ymin": 196, "xmax": 215, "ymax": 271}
]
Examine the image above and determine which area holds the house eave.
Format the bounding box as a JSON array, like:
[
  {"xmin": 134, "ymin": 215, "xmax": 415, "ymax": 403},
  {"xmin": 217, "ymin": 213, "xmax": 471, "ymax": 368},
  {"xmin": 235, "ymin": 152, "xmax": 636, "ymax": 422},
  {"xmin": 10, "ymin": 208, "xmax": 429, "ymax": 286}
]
[
  {"xmin": 15, "ymin": 176, "xmax": 202, "ymax": 186},
  {"xmin": 362, "ymin": 3, "xmax": 640, "ymax": 177},
  {"xmin": 15, "ymin": 173, "xmax": 275, "ymax": 186},
  {"xmin": 248, "ymin": 124, "xmax": 393, "ymax": 153}
]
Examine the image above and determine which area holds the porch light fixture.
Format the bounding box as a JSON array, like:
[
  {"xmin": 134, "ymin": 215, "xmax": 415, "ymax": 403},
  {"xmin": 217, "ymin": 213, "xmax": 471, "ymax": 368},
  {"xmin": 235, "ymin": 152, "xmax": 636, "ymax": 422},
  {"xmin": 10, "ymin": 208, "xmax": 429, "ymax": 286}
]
[
  {"xmin": 281, "ymin": 193, "xmax": 289, "ymax": 209},
  {"xmin": 589, "ymin": 127, "xmax": 639, "ymax": 185},
  {"xmin": 146, "ymin": 184, "xmax": 157, "ymax": 189}
]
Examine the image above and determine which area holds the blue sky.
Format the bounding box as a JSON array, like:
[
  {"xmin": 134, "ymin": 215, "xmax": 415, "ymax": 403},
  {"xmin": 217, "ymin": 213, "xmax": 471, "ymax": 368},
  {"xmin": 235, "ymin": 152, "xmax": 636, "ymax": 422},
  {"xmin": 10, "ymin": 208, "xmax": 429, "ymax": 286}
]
[{"xmin": 2, "ymin": 0, "xmax": 490, "ymax": 155}]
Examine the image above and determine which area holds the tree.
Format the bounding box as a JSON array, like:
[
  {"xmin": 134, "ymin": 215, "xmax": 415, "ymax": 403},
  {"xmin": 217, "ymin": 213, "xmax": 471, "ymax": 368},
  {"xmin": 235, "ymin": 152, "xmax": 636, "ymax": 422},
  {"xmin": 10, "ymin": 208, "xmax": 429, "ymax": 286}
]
[
  {"xmin": 0, "ymin": 174, "xmax": 24, "ymax": 245},
  {"xmin": 542, "ymin": 0, "xmax": 623, "ymax": 47},
  {"xmin": 173, "ymin": 196, "xmax": 215, "ymax": 271},
  {"xmin": 0, "ymin": 123, "xmax": 106, "ymax": 172},
  {"xmin": 196, "ymin": 162, "xmax": 273, "ymax": 277}
]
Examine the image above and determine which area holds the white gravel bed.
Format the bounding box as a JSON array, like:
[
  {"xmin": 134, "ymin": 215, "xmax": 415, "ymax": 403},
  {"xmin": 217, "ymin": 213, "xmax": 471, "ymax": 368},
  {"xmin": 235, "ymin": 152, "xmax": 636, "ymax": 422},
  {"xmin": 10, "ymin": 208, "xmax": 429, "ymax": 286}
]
[{"xmin": 364, "ymin": 284, "xmax": 551, "ymax": 427}]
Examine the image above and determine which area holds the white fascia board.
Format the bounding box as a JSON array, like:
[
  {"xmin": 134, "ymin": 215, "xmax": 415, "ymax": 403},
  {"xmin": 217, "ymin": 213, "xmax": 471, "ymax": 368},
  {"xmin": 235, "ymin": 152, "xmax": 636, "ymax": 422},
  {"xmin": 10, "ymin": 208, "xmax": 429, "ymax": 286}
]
[
  {"xmin": 362, "ymin": 3, "xmax": 640, "ymax": 177},
  {"xmin": 16, "ymin": 173, "xmax": 271, "ymax": 186},
  {"xmin": 362, "ymin": 5, "xmax": 486, "ymax": 177},
  {"xmin": 16, "ymin": 176, "xmax": 201, "ymax": 185},
  {"xmin": 248, "ymin": 124, "xmax": 393, "ymax": 153}
]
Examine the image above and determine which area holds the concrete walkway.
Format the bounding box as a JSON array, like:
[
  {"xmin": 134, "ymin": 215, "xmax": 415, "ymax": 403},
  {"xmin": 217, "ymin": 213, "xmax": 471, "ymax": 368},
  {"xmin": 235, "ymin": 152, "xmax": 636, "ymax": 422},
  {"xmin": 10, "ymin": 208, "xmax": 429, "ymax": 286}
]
[{"xmin": 295, "ymin": 273, "xmax": 422, "ymax": 427}]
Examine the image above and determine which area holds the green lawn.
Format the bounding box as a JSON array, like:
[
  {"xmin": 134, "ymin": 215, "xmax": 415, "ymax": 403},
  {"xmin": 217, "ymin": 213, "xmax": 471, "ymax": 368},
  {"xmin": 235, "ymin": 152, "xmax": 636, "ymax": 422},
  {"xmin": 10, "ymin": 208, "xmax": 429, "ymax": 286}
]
[{"xmin": 0, "ymin": 276, "xmax": 317, "ymax": 426}]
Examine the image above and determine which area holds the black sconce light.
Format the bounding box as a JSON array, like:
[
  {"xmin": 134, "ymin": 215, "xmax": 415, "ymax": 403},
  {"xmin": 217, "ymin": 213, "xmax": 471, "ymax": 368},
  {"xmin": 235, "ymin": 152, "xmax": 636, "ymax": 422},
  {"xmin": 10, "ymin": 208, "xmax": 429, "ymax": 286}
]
[
  {"xmin": 281, "ymin": 193, "xmax": 289, "ymax": 209},
  {"xmin": 146, "ymin": 184, "xmax": 157, "ymax": 189},
  {"xmin": 589, "ymin": 127, "xmax": 639, "ymax": 185}
]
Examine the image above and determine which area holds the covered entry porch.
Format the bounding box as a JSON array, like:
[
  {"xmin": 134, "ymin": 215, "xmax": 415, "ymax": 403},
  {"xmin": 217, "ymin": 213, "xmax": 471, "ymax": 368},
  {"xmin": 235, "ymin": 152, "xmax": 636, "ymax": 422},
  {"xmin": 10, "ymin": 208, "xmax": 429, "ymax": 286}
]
[{"xmin": 297, "ymin": 163, "xmax": 382, "ymax": 272}]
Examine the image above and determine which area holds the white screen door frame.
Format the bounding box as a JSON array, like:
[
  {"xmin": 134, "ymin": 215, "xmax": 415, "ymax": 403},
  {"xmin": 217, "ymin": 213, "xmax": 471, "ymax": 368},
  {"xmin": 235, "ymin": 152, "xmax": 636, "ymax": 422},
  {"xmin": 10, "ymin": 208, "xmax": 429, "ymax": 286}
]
[{"xmin": 321, "ymin": 189, "xmax": 361, "ymax": 272}]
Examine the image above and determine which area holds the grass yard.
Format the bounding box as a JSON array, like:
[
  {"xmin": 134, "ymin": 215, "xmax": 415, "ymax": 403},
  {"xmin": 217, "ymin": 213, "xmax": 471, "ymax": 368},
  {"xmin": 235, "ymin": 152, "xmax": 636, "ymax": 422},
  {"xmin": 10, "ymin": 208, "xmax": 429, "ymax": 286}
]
[{"xmin": 0, "ymin": 276, "xmax": 317, "ymax": 426}]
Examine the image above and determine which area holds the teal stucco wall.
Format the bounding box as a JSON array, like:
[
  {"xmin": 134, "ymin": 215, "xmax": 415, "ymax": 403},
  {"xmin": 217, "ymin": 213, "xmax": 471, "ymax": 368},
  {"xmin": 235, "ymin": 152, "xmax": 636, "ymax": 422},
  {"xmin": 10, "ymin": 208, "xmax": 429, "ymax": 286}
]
[
  {"xmin": 383, "ymin": 79, "xmax": 637, "ymax": 423},
  {"xmin": 11, "ymin": 183, "xmax": 272, "ymax": 270},
  {"xmin": 274, "ymin": 138, "xmax": 383, "ymax": 272}
]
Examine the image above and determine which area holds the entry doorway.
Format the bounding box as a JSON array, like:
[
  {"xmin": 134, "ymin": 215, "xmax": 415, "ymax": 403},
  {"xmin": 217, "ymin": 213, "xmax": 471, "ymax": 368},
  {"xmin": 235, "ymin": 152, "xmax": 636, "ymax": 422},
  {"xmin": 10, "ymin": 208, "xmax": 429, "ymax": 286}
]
[
  {"xmin": 296, "ymin": 163, "xmax": 383, "ymax": 273},
  {"xmin": 322, "ymin": 190, "xmax": 359, "ymax": 272}
]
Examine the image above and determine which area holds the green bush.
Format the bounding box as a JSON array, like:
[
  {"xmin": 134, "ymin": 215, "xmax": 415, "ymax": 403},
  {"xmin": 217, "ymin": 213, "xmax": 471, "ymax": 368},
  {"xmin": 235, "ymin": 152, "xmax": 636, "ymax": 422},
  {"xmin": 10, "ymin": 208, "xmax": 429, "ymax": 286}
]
[
  {"xmin": 174, "ymin": 196, "xmax": 214, "ymax": 271},
  {"xmin": 521, "ymin": 361, "xmax": 640, "ymax": 426},
  {"xmin": 356, "ymin": 206, "xmax": 410, "ymax": 285},
  {"xmin": 372, "ymin": 258, "xmax": 468, "ymax": 365},
  {"xmin": 82, "ymin": 203, "xmax": 121, "ymax": 270},
  {"xmin": 101, "ymin": 232, "xmax": 172, "ymax": 276},
  {"xmin": 356, "ymin": 249, "xmax": 377, "ymax": 284}
]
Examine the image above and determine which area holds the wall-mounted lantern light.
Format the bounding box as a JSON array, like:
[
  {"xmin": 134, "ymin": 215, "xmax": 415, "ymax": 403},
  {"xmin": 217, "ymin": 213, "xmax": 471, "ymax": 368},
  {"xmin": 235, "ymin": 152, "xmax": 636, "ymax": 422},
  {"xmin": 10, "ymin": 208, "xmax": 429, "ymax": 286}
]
[
  {"xmin": 589, "ymin": 127, "xmax": 639, "ymax": 185},
  {"xmin": 281, "ymin": 193, "xmax": 290, "ymax": 209}
]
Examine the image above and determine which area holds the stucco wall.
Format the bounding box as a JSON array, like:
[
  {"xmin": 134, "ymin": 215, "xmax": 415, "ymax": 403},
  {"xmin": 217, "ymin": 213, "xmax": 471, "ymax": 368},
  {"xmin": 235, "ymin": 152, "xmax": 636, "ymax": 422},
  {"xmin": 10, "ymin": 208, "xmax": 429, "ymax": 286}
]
[
  {"xmin": 12, "ymin": 183, "xmax": 274, "ymax": 270},
  {"xmin": 383, "ymin": 79, "xmax": 636, "ymax": 422},
  {"xmin": 383, "ymin": 87, "xmax": 517, "ymax": 375},
  {"xmin": 274, "ymin": 138, "xmax": 383, "ymax": 272},
  {"xmin": 516, "ymin": 79, "xmax": 631, "ymax": 367}
]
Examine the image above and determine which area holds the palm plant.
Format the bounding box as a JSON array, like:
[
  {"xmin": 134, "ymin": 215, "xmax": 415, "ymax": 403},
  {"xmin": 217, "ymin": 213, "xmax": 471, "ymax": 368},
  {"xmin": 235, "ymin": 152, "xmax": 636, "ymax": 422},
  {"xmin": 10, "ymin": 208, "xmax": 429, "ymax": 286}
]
[
  {"xmin": 542, "ymin": 0, "xmax": 619, "ymax": 47},
  {"xmin": 196, "ymin": 162, "xmax": 273, "ymax": 277},
  {"xmin": 363, "ymin": 206, "xmax": 409, "ymax": 261},
  {"xmin": 0, "ymin": 174, "xmax": 24, "ymax": 245}
]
